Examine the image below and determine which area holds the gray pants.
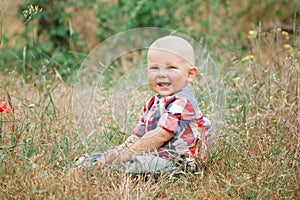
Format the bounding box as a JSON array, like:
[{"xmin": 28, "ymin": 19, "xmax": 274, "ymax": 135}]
[
  {"xmin": 73, "ymin": 150, "xmax": 179, "ymax": 174},
  {"xmin": 122, "ymin": 153, "xmax": 177, "ymax": 173}
]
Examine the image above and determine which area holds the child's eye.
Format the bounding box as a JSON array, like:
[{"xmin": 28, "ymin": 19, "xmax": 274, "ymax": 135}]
[
  {"xmin": 167, "ymin": 66, "xmax": 177, "ymax": 69},
  {"xmin": 148, "ymin": 66, "xmax": 159, "ymax": 70}
]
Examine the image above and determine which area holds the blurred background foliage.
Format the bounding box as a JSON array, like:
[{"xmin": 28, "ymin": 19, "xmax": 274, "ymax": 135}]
[{"xmin": 0, "ymin": 0, "xmax": 299, "ymax": 81}]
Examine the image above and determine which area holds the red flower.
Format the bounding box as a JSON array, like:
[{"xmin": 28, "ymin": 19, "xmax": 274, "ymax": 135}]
[
  {"xmin": 4, "ymin": 107, "xmax": 11, "ymax": 114},
  {"xmin": 0, "ymin": 101, "xmax": 5, "ymax": 107},
  {"xmin": 0, "ymin": 101, "xmax": 12, "ymax": 114}
]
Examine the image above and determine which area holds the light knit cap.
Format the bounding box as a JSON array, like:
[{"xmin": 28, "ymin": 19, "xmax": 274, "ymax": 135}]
[{"xmin": 149, "ymin": 35, "xmax": 195, "ymax": 66}]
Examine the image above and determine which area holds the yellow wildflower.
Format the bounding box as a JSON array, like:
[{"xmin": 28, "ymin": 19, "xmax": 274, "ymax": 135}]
[
  {"xmin": 241, "ymin": 55, "xmax": 255, "ymax": 62},
  {"xmin": 248, "ymin": 30, "xmax": 258, "ymax": 39},
  {"xmin": 281, "ymin": 31, "xmax": 288, "ymax": 36},
  {"xmin": 283, "ymin": 98, "xmax": 288, "ymax": 105},
  {"xmin": 283, "ymin": 44, "xmax": 295, "ymax": 54},
  {"xmin": 23, "ymin": 4, "xmax": 43, "ymax": 20},
  {"xmin": 248, "ymin": 30, "xmax": 257, "ymax": 36},
  {"xmin": 283, "ymin": 44, "xmax": 292, "ymax": 49},
  {"xmin": 281, "ymin": 31, "xmax": 289, "ymax": 40}
]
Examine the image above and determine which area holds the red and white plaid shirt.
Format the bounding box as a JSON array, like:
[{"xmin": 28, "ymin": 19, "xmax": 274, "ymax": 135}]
[{"xmin": 133, "ymin": 87, "xmax": 212, "ymax": 161}]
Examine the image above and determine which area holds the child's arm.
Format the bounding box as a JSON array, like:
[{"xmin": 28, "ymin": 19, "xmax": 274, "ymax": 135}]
[
  {"xmin": 96, "ymin": 135, "xmax": 139, "ymax": 165},
  {"xmin": 116, "ymin": 127, "xmax": 174, "ymax": 162},
  {"xmin": 97, "ymin": 128, "xmax": 174, "ymax": 165},
  {"xmin": 129, "ymin": 127, "xmax": 174, "ymax": 153},
  {"xmin": 117, "ymin": 134, "xmax": 140, "ymax": 150}
]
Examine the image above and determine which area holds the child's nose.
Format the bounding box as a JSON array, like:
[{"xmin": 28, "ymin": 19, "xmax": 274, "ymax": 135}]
[{"xmin": 157, "ymin": 68, "xmax": 167, "ymax": 77}]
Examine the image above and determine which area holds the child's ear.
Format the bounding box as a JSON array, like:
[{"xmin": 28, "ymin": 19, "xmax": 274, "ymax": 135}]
[{"xmin": 187, "ymin": 66, "xmax": 198, "ymax": 82}]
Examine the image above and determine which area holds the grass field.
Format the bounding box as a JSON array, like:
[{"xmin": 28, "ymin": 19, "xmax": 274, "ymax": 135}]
[
  {"xmin": 1, "ymin": 27, "xmax": 299, "ymax": 199},
  {"xmin": 0, "ymin": 1, "xmax": 299, "ymax": 199}
]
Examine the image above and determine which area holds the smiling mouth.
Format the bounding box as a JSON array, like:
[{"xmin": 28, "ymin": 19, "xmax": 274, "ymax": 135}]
[{"xmin": 157, "ymin": 82, "xmax": 171, "ymax": 87}]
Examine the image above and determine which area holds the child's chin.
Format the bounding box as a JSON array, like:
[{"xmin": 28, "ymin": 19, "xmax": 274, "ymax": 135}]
[{"xmin": 158, "ymin": 91, "xmax": 174, "ymax": 97}]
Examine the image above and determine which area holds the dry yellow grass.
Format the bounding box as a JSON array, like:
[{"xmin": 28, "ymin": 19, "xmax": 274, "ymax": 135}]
[
  {"xmin": 0, "ymin": 27, "xmax": 299, "ymax": 199},
  {"xmin": 0, "ymin": 0, "xmax": 299, "ymax": 198}
]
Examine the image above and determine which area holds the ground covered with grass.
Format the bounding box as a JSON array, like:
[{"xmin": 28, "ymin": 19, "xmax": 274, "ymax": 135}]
[
  {"xmin": 0, "ymin": 1, "xmax": 299, "ymax": 199},
  {"xmin": 1, "ymin": 28, "xmax": 299, "ymax": 199}
]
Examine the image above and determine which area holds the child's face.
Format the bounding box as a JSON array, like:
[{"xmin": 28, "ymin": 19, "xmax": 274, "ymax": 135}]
[{"xmin": 147, "ymin": 50, "xmax": 197, "ymax": 97}]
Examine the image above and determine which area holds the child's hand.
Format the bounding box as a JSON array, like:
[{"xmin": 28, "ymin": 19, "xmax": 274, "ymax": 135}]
[
  {"xmin": 96, "ymin": 149, "xmax": 119, "ymax": 166},
  {"xmin": 96, "ymin": 156, "xmax": 106, "ymax": 166},
  {"xmin": 119, "ymin": 150, "xmax": 131, "ymax": 162}
]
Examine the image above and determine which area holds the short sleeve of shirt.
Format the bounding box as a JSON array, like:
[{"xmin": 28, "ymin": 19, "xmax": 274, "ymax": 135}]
[{"xmin": 157, "ymin": 97, "xmax": 198, "ymax": 134}]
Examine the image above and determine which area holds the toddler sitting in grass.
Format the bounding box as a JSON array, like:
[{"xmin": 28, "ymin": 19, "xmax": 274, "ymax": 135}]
[{"xmin": 74, "ymin": 35, "xmax": 212, "ymax": 175}]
